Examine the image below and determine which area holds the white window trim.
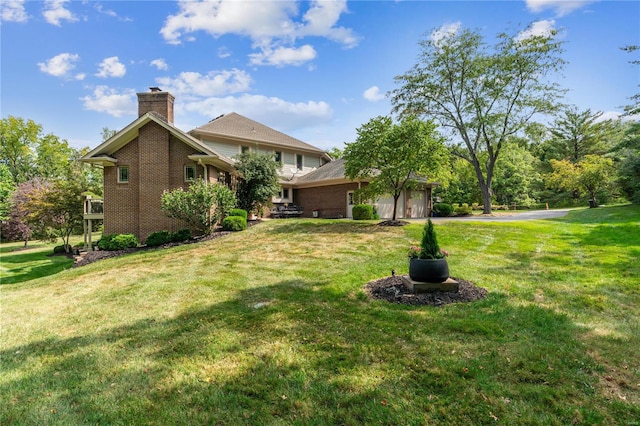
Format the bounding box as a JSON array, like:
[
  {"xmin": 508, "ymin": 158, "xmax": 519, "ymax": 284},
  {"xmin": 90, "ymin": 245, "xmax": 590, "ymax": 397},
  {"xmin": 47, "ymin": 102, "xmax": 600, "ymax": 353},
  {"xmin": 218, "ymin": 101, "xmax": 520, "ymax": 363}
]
[
  {"xmin": 117, "ymin": 166, "xmax": 129, "ymax": 183},
  {"xmin": 273, "ymin": 185, "xmax": 293, "ymax": 203}
]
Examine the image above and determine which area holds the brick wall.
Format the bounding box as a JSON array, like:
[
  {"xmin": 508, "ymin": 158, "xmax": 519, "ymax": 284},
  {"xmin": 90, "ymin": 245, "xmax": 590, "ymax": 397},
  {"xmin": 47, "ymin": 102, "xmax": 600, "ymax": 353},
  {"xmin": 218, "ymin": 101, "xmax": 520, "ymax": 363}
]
[
  {"xmin": 103, "ymin": 122, "xmax": 212, "ymax": 242},
  {"xmin": 103, "ymin": 138, "xmax": 139, "ymax": 236},
  {"xmin": 294, "ymin": 183, "xmax": 361, "ymax": 218}
]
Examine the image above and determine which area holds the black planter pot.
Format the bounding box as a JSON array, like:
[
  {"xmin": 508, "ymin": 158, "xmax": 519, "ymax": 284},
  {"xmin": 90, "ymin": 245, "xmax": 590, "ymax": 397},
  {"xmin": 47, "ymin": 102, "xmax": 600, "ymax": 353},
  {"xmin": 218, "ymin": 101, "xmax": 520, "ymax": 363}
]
[{"xmin": 409, "ymin": 258, "xmax": 449, "ymax": 283}]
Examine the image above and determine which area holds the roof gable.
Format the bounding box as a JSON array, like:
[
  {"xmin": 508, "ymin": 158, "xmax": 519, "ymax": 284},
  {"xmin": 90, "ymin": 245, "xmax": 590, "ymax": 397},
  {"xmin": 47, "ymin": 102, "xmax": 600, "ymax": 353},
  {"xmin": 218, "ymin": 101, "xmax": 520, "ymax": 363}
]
[
  {"xmin": 191, "ymin": 112, "xmax": 327, "ymax": 155},
  {"xmin": 81, "ymin": 112, "xmax": 233, "ymax": 168}
]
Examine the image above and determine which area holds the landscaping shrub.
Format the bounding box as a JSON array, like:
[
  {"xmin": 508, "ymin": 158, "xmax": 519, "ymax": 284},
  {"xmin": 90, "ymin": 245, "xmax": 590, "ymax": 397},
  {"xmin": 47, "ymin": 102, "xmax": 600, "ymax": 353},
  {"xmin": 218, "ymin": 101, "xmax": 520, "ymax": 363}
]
[
  {"xmin": 352, "ymin": 204, "xmax": 374, "ymax": 220},
  {"xmin": 222, "ymin": 216, "xmax": 247, "ymax": 231},
  {"xmin": 171, "ymin": 228, "xmax": 191, "ymax": 242},
  {"xmin": 454, "ymin": 203, "xmax": 472, "ymax": 216},
  {"xmin": 228, "ymin": 209, "xmax": 248, "ymax": 219},
  {"xmin": 433, "ymin": 202, "xmax": 453, "ymax": 217},
  {"xmin": 146, "ymin": 230, "xmax": 171, "ymax": 247},
  {"xmin": 53, "ymin": 245, "xmax": 67, "ymax": 254},
  {"xmin": 98, "ymin": 233, "xmax": 139, "ymax": 251}
]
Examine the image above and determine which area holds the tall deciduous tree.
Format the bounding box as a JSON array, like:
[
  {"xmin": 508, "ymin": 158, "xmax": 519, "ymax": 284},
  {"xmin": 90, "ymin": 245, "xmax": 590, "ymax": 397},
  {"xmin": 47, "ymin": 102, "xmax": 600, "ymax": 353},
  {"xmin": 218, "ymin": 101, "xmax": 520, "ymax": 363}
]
[
  {"xmin": 493, "ymin": 143, "xmax": 541, "ymax": 207},
  {"xmin": 547, "ymin": 155, "xmax": 614, "ymax": 205},
  {"xmin": 392, "ymin": 25, "xmax": 565, "ymax": 213},
  {"xmin": 0, "ymin": 164, "xmax": 15, "ymax": 221},
  {"xmin": 0, "ymin": 116, "xmax": 40, "ymax": 184},
  {"xmin": 344, "ymin": 116, "xmax": 447, "ymax": 220},
  {"xmin": 235, "ymin": 152, "xmax": 280, "ymax": 214}
]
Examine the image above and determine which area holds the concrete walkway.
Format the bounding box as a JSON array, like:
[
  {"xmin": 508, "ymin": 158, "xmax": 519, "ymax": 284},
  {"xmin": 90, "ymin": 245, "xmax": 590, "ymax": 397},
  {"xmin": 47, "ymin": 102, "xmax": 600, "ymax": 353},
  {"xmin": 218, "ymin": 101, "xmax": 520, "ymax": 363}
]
[{"xmin": 427, "ymin": 208, "xmax": 574, "ymax": 222}]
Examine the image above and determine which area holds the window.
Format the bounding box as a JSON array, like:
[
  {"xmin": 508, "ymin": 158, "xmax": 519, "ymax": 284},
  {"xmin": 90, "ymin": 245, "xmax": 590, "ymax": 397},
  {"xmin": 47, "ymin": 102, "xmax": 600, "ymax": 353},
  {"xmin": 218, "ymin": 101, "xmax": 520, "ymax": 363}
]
[
  {"xmin": 274, "ymin": 151, "xmax": 282, "ymax": 165},
  {"xmin": 277, "ymin": 187, "xmax": 290, "ymax": 201},
  {"xmin": 296, "ymin": 154, "xmax": 303, "ymax": 171},
  {"xmin": 184, "ymin": 165, "xmax": 196, "ymax": 182},
  {"xmin": 241, "ymin": 146, "xmax": 250, "ymax": 154},
  {"xmin": 117, "ymin": 166, "xmax": 129, "ymax": 183}
]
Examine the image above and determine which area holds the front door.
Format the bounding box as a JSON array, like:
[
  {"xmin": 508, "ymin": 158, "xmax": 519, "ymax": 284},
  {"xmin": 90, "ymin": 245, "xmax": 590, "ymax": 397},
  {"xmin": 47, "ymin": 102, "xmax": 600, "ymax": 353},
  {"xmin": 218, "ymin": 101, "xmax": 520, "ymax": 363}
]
[{"xmin": 346, "ymin": 191, "xmax": 355, "ymax": 218}]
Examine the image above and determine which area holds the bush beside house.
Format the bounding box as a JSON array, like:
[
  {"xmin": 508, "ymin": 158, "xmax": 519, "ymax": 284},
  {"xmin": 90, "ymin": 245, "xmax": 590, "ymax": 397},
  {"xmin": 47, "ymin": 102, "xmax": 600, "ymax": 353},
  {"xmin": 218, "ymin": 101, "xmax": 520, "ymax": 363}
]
[{"xmin": 352, "ymin": 204, "xmax": 374, "ymax": 220}]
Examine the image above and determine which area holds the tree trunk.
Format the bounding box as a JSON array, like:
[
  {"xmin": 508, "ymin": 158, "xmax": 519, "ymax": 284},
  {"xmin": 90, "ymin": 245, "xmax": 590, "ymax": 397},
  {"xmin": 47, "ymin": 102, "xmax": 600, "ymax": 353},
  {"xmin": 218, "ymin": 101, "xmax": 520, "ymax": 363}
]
[
  {"xmin": 392, "ymin": 193, "xmax": 400, "ymax": 221},
  {"xmin": 481, "ymin": 184, "xmax": 492, "ymax": 214}
]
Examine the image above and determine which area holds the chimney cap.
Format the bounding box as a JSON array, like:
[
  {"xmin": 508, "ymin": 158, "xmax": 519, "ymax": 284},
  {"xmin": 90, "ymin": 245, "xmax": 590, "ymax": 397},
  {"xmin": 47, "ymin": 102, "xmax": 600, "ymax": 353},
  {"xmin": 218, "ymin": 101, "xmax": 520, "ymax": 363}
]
[{"xmin": 149, "ymin": 86, "xmax": 162, "ymax": 92}]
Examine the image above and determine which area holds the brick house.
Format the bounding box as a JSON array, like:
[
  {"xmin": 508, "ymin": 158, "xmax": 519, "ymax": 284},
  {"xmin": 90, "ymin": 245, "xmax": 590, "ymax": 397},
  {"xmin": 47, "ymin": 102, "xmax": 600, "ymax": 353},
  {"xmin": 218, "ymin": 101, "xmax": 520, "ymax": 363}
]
[{"xmin": 82, "ymin": 88, "xmax": 436, "ymax": 241}]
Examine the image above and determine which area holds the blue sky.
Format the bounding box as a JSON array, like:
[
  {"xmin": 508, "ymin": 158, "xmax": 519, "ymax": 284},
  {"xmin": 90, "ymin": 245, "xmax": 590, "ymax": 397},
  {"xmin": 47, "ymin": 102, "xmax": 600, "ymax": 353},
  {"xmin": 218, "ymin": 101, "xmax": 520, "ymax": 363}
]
[{"xmin": 1, "ymin": 0, "xmax": 638, "ymax": 151}]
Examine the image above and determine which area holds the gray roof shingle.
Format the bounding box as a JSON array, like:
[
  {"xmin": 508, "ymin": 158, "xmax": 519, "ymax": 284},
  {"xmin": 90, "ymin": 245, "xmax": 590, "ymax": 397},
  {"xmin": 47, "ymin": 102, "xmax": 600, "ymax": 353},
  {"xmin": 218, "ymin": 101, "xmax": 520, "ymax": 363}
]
[{"xmin": 191, "ymin": 112, "xmax": 326, "ymax": 154}]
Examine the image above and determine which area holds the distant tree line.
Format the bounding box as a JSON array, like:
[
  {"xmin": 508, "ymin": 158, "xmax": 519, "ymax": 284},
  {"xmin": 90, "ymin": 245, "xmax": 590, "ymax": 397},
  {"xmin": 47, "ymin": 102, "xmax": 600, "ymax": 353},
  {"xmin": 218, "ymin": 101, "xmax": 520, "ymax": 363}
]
[
  {"xmin": 1, "ymin": 116, "xmax": 103, "ymax": 251},
  {"xmin": 344, "ymin": 26, "xmax": 639, "ymax": 212}
]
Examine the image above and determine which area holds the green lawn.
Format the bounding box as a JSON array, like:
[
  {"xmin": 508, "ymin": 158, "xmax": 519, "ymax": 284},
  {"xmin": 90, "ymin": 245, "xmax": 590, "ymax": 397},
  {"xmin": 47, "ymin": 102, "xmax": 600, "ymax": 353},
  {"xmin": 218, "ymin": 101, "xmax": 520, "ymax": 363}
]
[{"xmin": 1, "ymin": 206, "xmax": 639, "ymax": 424}]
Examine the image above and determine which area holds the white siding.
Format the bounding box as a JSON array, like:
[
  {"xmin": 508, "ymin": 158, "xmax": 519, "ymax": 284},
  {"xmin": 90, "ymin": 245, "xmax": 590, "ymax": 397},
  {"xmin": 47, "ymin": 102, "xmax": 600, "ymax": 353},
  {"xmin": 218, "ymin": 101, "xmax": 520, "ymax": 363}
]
[{"xmin": 203, "ymin": 140, "xmax": 239, "ymax": 159}]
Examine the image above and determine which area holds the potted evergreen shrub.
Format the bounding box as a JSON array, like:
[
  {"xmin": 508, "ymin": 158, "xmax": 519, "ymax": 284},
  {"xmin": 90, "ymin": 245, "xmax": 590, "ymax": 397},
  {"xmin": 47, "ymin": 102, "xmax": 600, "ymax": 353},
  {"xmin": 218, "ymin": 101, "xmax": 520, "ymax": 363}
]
[{"xmin": 408, "ymin": 219, "xmax": 449, "ymax": 282}]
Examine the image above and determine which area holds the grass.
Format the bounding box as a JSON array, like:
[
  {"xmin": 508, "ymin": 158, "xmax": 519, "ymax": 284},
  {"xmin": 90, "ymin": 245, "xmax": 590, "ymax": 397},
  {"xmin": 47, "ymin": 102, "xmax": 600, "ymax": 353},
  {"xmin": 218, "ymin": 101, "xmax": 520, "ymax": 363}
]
[{"xmin": 1, "ymin": 206, "xmax": 639, "ymax": 424}]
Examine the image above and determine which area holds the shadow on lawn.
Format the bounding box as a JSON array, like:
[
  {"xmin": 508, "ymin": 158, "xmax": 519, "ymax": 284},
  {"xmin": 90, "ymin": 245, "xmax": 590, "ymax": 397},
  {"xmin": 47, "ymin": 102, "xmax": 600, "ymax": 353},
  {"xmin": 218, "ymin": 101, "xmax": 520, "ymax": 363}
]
[
  {"xmin": 2, "ymin": 279, "xmax": 623, "ymax": 424},
  {"xmin": 1, "ymin": 250, "xmax": 73, "ymax": 286}
]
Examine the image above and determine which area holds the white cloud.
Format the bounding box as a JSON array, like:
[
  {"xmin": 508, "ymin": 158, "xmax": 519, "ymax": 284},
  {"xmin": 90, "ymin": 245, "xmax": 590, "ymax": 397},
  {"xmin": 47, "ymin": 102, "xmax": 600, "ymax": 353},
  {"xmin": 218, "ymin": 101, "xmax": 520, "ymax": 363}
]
[
  {"xmin": 182, "ymin": 93, "xmax": 333, "ymax": 131},
  {"xmin": 516, "ymin": 20, "xmax": 556, "ymax": 42},
  {"xmin": 43, "ymin": 0, "xmax": 77, "ymax": 26},
  {"xmin": 1, "ymin": 0, "xmax": 28, "ymax": 22},
  {"xmin": 75, "ymin": 73, "xmax": 86, "ymax": 81},
  {"xmin": 156, "ymin": 69, "xmax": 252, "ymax": 97},
  {"xmin": 298, "ymin": 1, "xmax": 359, "ymax": 48},
  {"xmin": 363, "ymin": 86, "xmax": 385, "ymax": 102},
  {"xmin": 525, "ymin": 0, "xmax": 594, "ymax": 17},
  {"xmin": 160, "ymin": 0, "xmax": 358, "ymax": 67},
  {"xmin": 430, "ymin": 22, "xmax": 462, "ymax": 47},
  {"xmin": 38, "ymin": 52, "xmax": 80, "ymax": 77},
  {"xmin": 80, "ymin": 86, "xmax": 136, "ymax": 117},
  {"xmin": 218, "ymin": 47, "xmax": 231, "ymax": 59},
  {"xmin": 96, "ymin": 56, "xmax": 126, "ymax": 78},
  {"xmin": 151, "ymin": 58, "xmax": 169, "ymax": 71},
  {"xmin": 249, "ymin": 44, "xmax": 317, "ymax": 67}
]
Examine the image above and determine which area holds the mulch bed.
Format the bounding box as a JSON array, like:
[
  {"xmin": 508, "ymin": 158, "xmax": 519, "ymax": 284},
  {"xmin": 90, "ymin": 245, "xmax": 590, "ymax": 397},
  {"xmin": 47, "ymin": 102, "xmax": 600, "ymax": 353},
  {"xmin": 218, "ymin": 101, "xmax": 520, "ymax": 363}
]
[
  {"xmin": 364, "ymin": 275, "xmax": 488, "ymax": 307},
  {"xmin": 73, "ymin": 221, "xmax": 261, "ymax": 268},
  {"xmin": 377, "ymin": 220, "xmax": 410, "ymax": 226}
]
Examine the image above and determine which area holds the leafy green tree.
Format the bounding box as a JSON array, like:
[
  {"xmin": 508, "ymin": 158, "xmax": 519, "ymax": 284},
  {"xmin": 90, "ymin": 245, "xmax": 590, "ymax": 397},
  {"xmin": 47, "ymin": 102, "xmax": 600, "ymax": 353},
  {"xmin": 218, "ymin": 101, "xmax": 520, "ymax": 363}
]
[
  {"xmin": 392, "ymin": 25, "xmax": 565, "ymax": 214},
  {"xmin": 0, "ymin": 164, "xmax": 15, "ymax": 221},
  {"xmin": 101, "ymin": 127, "xmax": 117, "ymax": 141},
  {"xmin": 327, "ymin": 146, "xmax": 343, "ymax": 159},
  {"xmin": 235, "ymin": 152, "xmax": 280, "ymax": 214},
  {"xmin": 0, "ymin": 116, "xmax": 40, "ymax": 183},
  {"xmin": 35, "ymin": 133, "xmax": 74, "ymax": 180},
  {"xmin": 344, "ymin": 116, "xmax": 447, "ymax": 220},
  {"xmin": 614, "ymin": 121, "xmax": 640, "ymax": 203},
  {"xmin": 161, "ymin": 179, "xmax": 236, "ymax": 235},
  {"xmin": 493, "ymin": 143, "xmax": 541, "ymax": 206},
  {"xmin": 547, "ymin": 155, "xmax": 614, "ymax": 205},
  {"xmin": 433, "ymin": 157, "xmax": 482, "ymax": 206}
]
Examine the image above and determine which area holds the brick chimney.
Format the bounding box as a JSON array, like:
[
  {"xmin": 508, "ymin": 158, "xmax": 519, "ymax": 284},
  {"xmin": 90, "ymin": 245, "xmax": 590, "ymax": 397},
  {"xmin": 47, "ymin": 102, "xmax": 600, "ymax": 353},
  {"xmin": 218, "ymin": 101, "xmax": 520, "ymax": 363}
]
[{"xmin": 137, "ymin": 87, "xmax": 174, "ymax": 124}]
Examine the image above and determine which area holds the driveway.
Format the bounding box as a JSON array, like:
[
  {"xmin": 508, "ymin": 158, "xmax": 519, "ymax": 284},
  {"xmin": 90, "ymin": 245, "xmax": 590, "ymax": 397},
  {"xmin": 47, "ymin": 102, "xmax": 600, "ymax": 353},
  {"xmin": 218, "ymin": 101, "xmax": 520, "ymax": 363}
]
[{"xmin": 429, "ymin": 208, "xmax": 574, "ymax": 222}]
